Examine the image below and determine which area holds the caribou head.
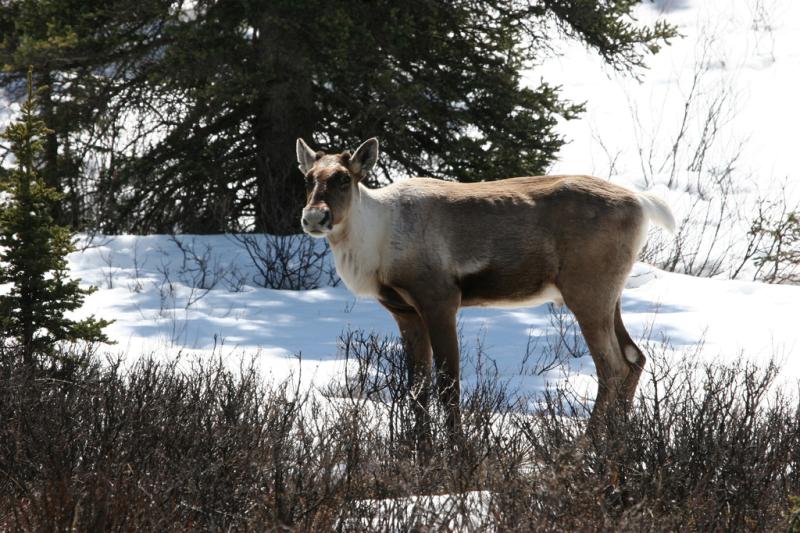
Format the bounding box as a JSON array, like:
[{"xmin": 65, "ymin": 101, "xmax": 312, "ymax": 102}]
[{"xmin": 296, "ymin": 137, "xmax": 378, "ymax": 237}]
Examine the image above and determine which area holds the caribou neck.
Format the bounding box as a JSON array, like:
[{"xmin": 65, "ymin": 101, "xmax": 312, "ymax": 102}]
[{"xmin": 326, "ymin": 183, "xmax": 389, "ymax": 296}]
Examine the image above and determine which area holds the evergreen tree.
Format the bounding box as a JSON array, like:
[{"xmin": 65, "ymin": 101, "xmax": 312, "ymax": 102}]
[
  {"xmin": 0, "ymin": 1, "xmax": 676, "ymax": 234},
  {"xmin": 0, "ymin": 0, "xmax": 179, "ymax": 228},
  {"xmin": 0, "ymin": 70, "xmax": 111, "ymax": 366}
]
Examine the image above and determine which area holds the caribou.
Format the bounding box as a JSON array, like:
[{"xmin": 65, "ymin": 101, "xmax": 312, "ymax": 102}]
[{"xmin": 297, "ymin": 137, "xmax": 674, "ymax": 433}]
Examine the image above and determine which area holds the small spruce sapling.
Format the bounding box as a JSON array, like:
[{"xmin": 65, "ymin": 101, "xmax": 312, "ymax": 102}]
[{"xmin": 0, "ymin": 70, "xmax": 111, "ymax": 366}]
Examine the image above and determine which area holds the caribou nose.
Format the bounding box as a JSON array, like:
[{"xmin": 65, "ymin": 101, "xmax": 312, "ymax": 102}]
[{"xmin": 301, "ymin": 206, "xmax": 332, "ymax": 234}]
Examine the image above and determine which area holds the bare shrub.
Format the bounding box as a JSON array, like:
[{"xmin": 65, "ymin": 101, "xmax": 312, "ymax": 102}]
[
  {"xmin": 639, "ymin": 182, "xmax": 800, "ymax": 283},
  {"xmin": 740, "ymin": 194, "xmax": 800, "ymax": 283},
  {"xmin": 168, "ymin": 234, "xmax": 226, "ymax": 306},
  {"xmin": 513, "ymin": 305, "xmax": 588, "ymax": 383},
  {"xmin": 234, "ymin": 233, "xmax": 339, "ymax": 290},
  {"xmin": 625, "ymin": 27, "xmax": 739, "ymax": 195},
  {"xmin": 610, "ymin": 26, "xmax": 796, "ymax": 281},
  {"xmin": 640, "ymin": 183, "xmax": 741, "ymax": 277},
  {"xmin": 126, "ymin": 242, "xmax": 146, "ymax": 293},
  {"xmin": 748, "ymin": 0, "xmax": 779, "ymax": 63},
  {"xmin": 626, "ymin": 21, "xmax": 799, "ymax": 284},
  {"xmin": 2, "ymin": 333, "xmax": 799, "ymax": 531}
]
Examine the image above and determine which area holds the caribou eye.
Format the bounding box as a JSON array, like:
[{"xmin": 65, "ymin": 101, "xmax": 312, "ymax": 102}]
[
  {"xmin": 305, "ymin": 176, "xmax": 314, "ymax": 189},
  {"xmin": 337, "ymin": 173, "xmax": 351, "ymax": 189}
]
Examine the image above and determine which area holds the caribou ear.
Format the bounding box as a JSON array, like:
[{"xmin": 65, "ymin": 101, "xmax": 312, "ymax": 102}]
[
  {"xmin": 296, "ymin": 138, "xmax": 318, "ymax": 175},
  {"xmin": 349, "ymin": 138, "xmax": 379, "ymax": 179}
]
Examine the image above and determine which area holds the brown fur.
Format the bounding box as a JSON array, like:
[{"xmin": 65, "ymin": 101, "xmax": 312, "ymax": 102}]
[{"xmin": 298, "ymin": 139, "xmax": 668, "ymax": 434}]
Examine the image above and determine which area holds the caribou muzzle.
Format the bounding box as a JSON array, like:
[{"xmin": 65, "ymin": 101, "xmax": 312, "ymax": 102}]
[{"xmin": 301, "ymin": 204, "xmax": 332, "ymax": 236}]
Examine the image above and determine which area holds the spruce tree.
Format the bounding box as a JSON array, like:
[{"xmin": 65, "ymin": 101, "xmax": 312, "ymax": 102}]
[
  {"xmin": 0, "ymin": 70, "xmax": 110, "ymax": 366},
  {"xmin": 0, "ymin": 1, "xmax": 676, "ymax": 234}
]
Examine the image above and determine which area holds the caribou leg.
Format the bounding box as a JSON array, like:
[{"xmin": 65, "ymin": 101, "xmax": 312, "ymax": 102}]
[
  {"xmin": 613, "ymin": 299, "xmax": 646, "ymax": 407},
  {"xmin": 559, "ymin": 287, "xmax": 631, "ymax": 428},
  {"xmin": 417, "ymin": 295, "xmax": 462, "ymax": 437},
  {"xmin": 388, "ymin": 308, "xmax": 433, "ymax": 444}
]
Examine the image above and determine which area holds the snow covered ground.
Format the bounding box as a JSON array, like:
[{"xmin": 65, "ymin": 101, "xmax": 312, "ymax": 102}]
[
  {"xmin": 61, "ymin": 0, "xmax": 799, "ymax": 405},
  {"xmin": 538, "ymin": 0, "xmax": 800, "ymax": 189},
  {"xmin": 69, "ymin": 233, "xmax": 800, "ymax": 404}
]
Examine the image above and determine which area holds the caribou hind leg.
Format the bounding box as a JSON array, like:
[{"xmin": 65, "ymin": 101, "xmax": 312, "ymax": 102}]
[
  {"xmin": 613, "ymin": 299, "xmax": 645, "ymax": 406},
  {"xmin": 574, "ymin": 311, "xmax": 629, "ymax": 421},
  {"xmin": 560, "ymin": 283, "xmax": 633, "ymax": 427}
]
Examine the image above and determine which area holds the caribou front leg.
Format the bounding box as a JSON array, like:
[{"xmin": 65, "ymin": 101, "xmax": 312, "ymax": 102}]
[
  {"xmin": 383, "ymin": 301, "xmax": 434, "ymax": 446},
  {"xmin": 417, "ymin": 294, "xmax": 462, "ymax": 438}
]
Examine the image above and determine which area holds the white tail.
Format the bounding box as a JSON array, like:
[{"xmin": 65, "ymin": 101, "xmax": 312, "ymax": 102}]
[{"xmin": 638, "ymin": 192, "xmax": 676, "ymax": 234}]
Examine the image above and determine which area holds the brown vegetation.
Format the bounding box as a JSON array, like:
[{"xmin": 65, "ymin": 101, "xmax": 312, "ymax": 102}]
[{"xmin": 1, "ymin": 332, "xmax": 799, "ymax": 531}]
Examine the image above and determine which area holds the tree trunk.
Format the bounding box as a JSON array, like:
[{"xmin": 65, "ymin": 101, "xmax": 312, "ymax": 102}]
[
  {"xmin": 20, "ymin": 295, "xmax": 34, "ymax": 367},
  {"xmin": 251, "ymin": 13, "xmax": 315, "ymax": 235},
  {"xmin": 38, "ymin": 71, "xmax": 65, "ymax": 226}
]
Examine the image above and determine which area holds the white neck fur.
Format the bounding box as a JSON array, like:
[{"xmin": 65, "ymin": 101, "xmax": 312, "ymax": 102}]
[{"xmin": 326, "ymin": 183, "xmax": 389, "ymax": 297}]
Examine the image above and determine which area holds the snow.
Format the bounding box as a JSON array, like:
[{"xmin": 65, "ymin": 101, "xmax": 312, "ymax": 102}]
[
  {"xmin": 536, "ymin": 0, "xmax": 800, "ymax": 190},
  {"xmin": 67, "ymin": 233, "xmax": 800, "ymax": 404}
]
